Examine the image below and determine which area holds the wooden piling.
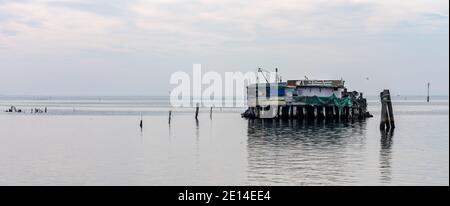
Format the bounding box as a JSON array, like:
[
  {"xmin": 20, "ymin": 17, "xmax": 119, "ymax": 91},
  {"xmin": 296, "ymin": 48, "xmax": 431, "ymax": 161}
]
[
  {"xmin": 317, "ymin": 106, "xmax": 322, "ymax": 119},
  {"xmin": 139, "ymin": 113, "xmax": 143, "ymax": 129},
  {"xmin": 314, "ymin": 106, "xmax": 318, "ymax": 119},
  {"xmin": 380, "ymin": 99, "xmax": 388, "ymax": 130},
  {"xmin": 302, "ymin": 106, "xmax": 307, "ymax": 120},
  {"xmin": 386, "ymin": 94, "xmax": 395, "ymax": 128},
  {"xmin": 284, "ymin": 106, "xmax": 289, "ymax": 120},
  {"xmin": 348, "ymin": 107, "xmax": 352, "ymax": 119},
  {"xmin": 295, "ymin": 106, "xmax": 298, "ymax": 119},
  {"xmin": 297, "ymin": 106, "xmax": 303, "ymax": 119},
  {"xmin": 293, "ymin": 106, "xmax": 297, "ymax": 119},
  {"xmin": 350, "ymin": 107, "xmax": 354, "ymax": 120},
  {"xmin": 277, "ymin": 106, "xmax": 280, "ymax": 119},
  {"xmin": 344, "ymin": 106, "xmax": 349, "ymax": 120},
  {"xmin": 210, "ymin": 107, "xmax": 213, "ymax": 120},
  {"xmin": 290, "ymin": 106, "xmax": 294, "ymax": 119},
  {"xmin": 195, "ymin": 103, "xmax": 200, "ymax": 120},
  {"xmin": 380, "ymin": 90, "xmax": 395, "ymax": 130},
  {"xmin": 309, "ymin": 106, "xmax": 315, "ymax": 120},
  {"xmin": 337, "ymin": 106, "xmax": 341, "ymax": 121},
  {"xmin": 329, "ymin": 106, "xmax": 335, "ymax": 120},
  {"xmin": 169, "ymin": 110, "xmax": 172, "ymax": 124}
]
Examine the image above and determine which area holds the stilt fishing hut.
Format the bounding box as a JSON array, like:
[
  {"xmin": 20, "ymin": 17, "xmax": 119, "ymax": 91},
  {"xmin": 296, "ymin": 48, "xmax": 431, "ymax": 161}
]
[{"xmin": 242, "ymin": 79, "xmax": 372, "ymax": 120}]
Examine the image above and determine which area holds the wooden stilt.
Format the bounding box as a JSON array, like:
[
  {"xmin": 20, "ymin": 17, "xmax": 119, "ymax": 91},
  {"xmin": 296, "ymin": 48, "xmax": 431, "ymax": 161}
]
[
  {"xmin": 337, "ymin": 106, "xmax": 341, "ymax": 122},
  {"xmin": 298, "ymin": 106, "xmax": 302, "ymax": 119},
  {"xmin": 289, "ymin": 105, "xmax": 294, "ymax": 119},
  {"xmin": 344, "ymin": 107, "xmax": 348, "ymax": 120},
  {"xmin": 386, "ymin": 93, "xmax": 395, "ymax": 129},
  {"xmin": 380, "ymin": 90, "xmax": 395, "ymax": 130},
  {"xmin": 195, "ymin": 103, "xmax": 200, "ymax": 120},
  {"xmin": 293, "ymin": 106, "xmax": 297, "ymax": 119},
  {"xmin": 140, "ymin": 113, "xmax": 143, "ymax": 129},
  {"xmin": 210, "ymin": 107, "xmax": 213, "ymax": 120},
  {"xmin": 169, "ymin": 110, "xmax": 172, "ymax": 124},
  {"xmin": 283, "ymin": 106, "xmax": 289, "ymax": 120},
  {"xmin": 277, "ymin": 106, "xmax": 281, "ymax": 119},
  {"xmin": 350, "ymin": 107, "xmax": 354, "ymax": 120},
  {"xmin": 314, "ymin": 106, "xmax": 318, "ymax": 119},
  {"xmin": 293, "ymin": 106, "xmax": 298, "ymax": 119},
  {"xmin": 380, "ymin": 97, "xmax": 389, "ymax": 130},
  {"xmin": 303, "ymin": 106, "xmax": 307, "ymax": 120}
]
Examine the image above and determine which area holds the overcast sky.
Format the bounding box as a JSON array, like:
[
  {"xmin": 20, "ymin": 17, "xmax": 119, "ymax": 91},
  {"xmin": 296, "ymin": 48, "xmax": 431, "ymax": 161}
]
[{"xmin": 0, "ymin": 0, "xmax": 448, "ymax": 96}]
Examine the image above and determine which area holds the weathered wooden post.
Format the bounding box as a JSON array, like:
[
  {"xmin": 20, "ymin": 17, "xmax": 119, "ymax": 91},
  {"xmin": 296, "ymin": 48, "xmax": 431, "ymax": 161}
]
[
  {"xmin": 168, "ymin": 110, "xmax": 172, "ymax": 124},
  {"xmin": 347, "ymin": 107, "xmax": 351, "ymax": 119},
  {"xmin": 380, "ymin": 90, "xmax": 395, "ymax": 130},
  {"xmin": 289, "ymin": 105, "xmax": 294, "ymax": 119},
  {"xmin": 338, "ymin": 106, "xmax": 342, "ymax": 121},
  {"xmin": 139, "ymin": 113, "xmax": 143, "ymax": 129},
  {"xmin": 386, "ymin": 92, "xmax": 395, "ymax": 128},
  {"xmin": 297, "ymin": 106, "xmax": 303, "ymax": 119},
  {"xmin": 281, "ymin": 106, "xmax": 288, "ymax": 120},
  {"xmin": 276, "ymin": 106, "xmax": 281, "ymax": 119},
  {"xmin": 195, "ymin": 103, "xmax": 200, "ymax": 120},
  {"xmin": 210, "ymin": 107, "xmax": 213, "ymax": 120},
  {"xmin": 314, "ymin": 106, "xmax": 318, "ymax": 119},
  {"xmin": 351, "ymin": 107, "xmax": 355, "ymax": 120},
  {"xmin": 342, "ymin": 107, "xmax": 347, "ymax": 120},
  {"xmin": 332, "ymin": 106, "xmax": 336, "ymax": 119},
  {"xmin": 380, "ymin": 95, "xmax": 388, "ymax": 130},
  {"xmin": 322, "ymin": 106, "xmax": 326, "ymax": 119},
  {"xmin": 302, "ymin": 106, "xmax": 307, "ymax": 120},
  {"xmin": 294, "ymin": 106, "xmax": 298, "ymax": 119}
]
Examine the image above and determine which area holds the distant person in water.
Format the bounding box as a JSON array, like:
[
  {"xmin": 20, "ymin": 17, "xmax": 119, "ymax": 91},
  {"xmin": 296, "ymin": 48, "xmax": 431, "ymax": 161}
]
[{"xmin": 45, "ymin": 107, "xmax": 47, "ymax": 113}]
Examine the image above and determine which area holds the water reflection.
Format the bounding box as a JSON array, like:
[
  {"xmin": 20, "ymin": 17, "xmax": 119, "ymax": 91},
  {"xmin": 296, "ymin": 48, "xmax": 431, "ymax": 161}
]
[
  {"xmin": 246, "ymin": 119, "xmax": 368, "ymax": 185},
  {"xmin": 379, "ymin": 129, "xmax": 394, "ymax": 184}
]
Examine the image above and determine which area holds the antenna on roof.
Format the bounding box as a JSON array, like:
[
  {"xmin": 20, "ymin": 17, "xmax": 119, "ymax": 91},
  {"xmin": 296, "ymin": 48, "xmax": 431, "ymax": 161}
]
[
  {"xmin": 275, "ymin": 68, "xmax": 278, "ymax": 83},
  {"xmin": 258, "ymin": 67, "xmax": 270, "ymax": 83},
  {"xmin": 256, "ymin": 68, "xmax": 260, "ymax": 83}
]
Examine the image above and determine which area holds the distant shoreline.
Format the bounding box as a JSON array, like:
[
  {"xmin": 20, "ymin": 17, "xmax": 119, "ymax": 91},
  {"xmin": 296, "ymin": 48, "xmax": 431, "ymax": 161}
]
[{"xmin": 0, "ymin": 95, "xmax": 449, "ymax": 100}]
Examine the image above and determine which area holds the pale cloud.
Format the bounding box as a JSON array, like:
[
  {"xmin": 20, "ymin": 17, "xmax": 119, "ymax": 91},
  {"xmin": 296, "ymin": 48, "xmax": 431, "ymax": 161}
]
[
  {"xmin": 123, "ymin": 0, "xmax": 448, "ymax": 55},
  {"xmin": 0, "ymin": 0, "xmax": 125, "ymax": 54},
  {"xmin": 0, "ymin": 0, "xmax": 448, "ymax": 54},
  {"xmin": 0, "ymin": 0, "xmax": 448, "ymax": 96},
  {"xmin": 354, "ymin": 0, "xmax": 449, "ymax": 32}
]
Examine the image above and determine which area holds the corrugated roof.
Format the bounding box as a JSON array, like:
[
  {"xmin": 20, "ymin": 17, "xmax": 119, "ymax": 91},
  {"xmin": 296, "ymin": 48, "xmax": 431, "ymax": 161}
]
[{"xmin": 287, "ymin": 80, "xmax": 345, "ymax": 88}]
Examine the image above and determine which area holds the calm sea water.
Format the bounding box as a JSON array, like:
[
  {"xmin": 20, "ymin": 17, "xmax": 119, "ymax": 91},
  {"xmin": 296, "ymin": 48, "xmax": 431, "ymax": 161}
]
[{"xmin": 0, "ymin": 96, "xmax": 448, "ymax": 185}]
